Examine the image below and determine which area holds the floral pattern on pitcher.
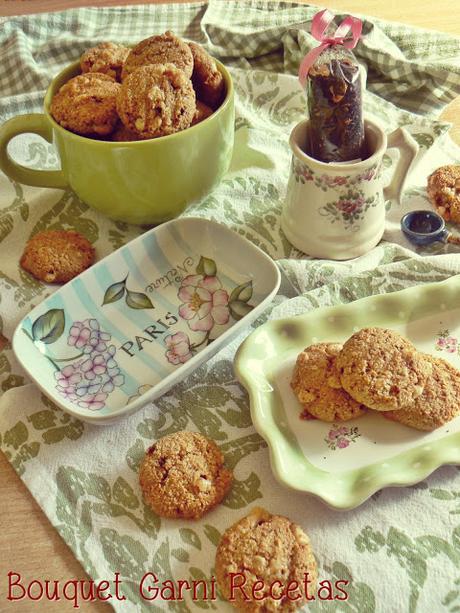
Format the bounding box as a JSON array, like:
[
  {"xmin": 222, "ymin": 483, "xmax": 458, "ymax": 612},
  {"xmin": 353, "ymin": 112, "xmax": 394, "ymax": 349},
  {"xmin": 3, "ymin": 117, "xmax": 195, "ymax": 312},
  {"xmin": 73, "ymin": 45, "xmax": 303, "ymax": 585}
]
[
  {"xmin": 319, "ymin": 190, "xmax": 380, "ymax": 230},
  {"xmin": 292, "ymin": 157, "xmax": 382, "ymax": 191}
]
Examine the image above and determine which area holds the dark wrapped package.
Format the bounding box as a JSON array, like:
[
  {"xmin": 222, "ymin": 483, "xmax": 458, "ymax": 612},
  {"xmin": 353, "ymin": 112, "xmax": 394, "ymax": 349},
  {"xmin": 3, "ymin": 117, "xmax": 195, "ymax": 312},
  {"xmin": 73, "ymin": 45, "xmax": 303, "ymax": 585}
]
[{"xmin": 307, "ymin": 47, "xmax": 364, "ymax": 163}]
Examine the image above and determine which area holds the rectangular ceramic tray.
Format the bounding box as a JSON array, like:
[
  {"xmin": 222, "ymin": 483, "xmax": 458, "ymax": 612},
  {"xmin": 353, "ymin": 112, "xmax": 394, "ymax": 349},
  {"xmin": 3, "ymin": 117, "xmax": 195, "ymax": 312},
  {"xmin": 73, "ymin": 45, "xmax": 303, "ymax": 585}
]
[
  {"xmin": 234, "ymin": 276, "xmax": 460, "ymax": 509},
  {"xmin": 13, "ymin": 218, "xmax": 280, "ymax": 424}
]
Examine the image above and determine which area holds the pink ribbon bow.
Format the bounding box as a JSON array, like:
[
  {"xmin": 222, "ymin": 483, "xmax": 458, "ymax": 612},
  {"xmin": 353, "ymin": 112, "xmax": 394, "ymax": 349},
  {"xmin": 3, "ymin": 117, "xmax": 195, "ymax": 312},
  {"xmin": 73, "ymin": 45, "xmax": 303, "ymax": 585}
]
[{"xmin": 298, "ymin": 9, "xmax": 363, "ymax": 87}]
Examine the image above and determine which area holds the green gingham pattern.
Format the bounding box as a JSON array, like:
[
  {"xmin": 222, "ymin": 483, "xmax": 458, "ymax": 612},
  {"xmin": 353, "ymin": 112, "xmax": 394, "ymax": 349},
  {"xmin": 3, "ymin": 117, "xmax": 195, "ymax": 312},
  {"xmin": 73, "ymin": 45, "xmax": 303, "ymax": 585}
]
[
  {"xmin": 1, "ymin": 0, "xmax": 460, "ymax": 121},
  {"xmin": 2, "ymin": 2, "xmax": 460, "ymax": 612}
]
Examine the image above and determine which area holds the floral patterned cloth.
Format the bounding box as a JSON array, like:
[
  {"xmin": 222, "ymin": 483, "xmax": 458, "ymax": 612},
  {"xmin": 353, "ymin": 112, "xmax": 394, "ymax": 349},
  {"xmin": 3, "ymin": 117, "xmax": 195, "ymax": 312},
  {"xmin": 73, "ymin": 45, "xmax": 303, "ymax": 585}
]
[{"xmin": 2, "ymin": 3, "xmax": 460, "ymax": 612}]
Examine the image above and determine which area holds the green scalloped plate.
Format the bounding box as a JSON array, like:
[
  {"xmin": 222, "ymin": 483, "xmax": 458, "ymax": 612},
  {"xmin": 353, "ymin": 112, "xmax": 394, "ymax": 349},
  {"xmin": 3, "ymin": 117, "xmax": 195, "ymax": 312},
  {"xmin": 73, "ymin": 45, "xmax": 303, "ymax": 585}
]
[{"xmin": 234, "ymin": 275, "xmax": 460, "ymax": 510}]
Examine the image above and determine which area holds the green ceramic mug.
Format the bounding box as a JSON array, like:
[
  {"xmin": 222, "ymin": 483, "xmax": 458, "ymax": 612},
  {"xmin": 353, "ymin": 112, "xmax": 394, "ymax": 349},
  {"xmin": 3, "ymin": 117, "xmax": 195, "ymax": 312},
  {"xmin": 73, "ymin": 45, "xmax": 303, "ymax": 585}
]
[{"xmin": 0, "ymin": 60, "xmax": 234, "ymax": 225}]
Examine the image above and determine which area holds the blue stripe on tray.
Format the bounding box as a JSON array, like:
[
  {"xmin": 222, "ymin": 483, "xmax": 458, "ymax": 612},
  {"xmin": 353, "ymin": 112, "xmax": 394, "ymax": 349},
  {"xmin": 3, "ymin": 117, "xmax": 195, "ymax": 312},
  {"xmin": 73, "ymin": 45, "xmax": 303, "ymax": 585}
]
[
  {"xmin": 90, "ymin": 263, "xmax": 171, "ymax": 377},
  {"xmin": 140, "ymin": 229, "xmax": 189, "ymax": 301},
  {"xmin": 120, "ymin": 246, "xmax": 179, "ymax": 314},
  {"xmin": 166, "ymin": 222, "xmax": 242, "ymax": 291},
  {"xmin": 72, "ymin": 275, "xmax": 169, "ymax": 383}
]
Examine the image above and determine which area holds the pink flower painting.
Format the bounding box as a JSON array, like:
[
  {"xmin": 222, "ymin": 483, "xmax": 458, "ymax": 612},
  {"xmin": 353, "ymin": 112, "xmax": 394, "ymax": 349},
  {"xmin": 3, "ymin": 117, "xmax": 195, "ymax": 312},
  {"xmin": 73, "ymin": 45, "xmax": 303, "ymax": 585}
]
[
  {"xmin": 336, "ymin": 196, "xmax": 365, "ymax": 215},
  {"xmin": 435, "ymin": 330, "xmax": 459, "ymax": 355},
  {"xmin": 359, "ymin": 168, "xmax": 376, "ymax": 182},
  {"xmin": 178, "ymin": 274, "xmax": 230, "ymax": 332},
  {"xmin": 77, "ymin": 392, "xmax": 109, "ymax": 411},
  {"xmin": 322, "ymin": 175, "xmax": 347, "ymax": 188},
  {"xmin": 164, "ymin": 332, "xmax": 193, "ymax": 365},
  {"xmin": 293, "ymin": 159, "xmax": 314, "ymax": 183},
  {"xmin": 52, "ymin": 317, "xmax": 124, "ymax": 410},
  {"xmin": 325, "ymin": 424, "xmax": 360, "ymax": 451},
  {"xmin": 25, "ymin": 308, "xmax": 125, "ymax": 412},
  {"xmin": 164, "ymin": 257, "xmax": 255, "ymax": 367},
  {"xmin": 319, "ymin": 190, "xmax": 379, "ymax": 230}
]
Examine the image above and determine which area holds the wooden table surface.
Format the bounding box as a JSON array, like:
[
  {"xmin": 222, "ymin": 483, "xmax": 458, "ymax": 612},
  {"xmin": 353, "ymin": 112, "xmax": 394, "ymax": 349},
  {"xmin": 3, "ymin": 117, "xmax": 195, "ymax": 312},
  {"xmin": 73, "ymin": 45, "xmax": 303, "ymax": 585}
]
[{"xmin": 0, "ymin": 1, "xmax": 459, "ymax": 611}]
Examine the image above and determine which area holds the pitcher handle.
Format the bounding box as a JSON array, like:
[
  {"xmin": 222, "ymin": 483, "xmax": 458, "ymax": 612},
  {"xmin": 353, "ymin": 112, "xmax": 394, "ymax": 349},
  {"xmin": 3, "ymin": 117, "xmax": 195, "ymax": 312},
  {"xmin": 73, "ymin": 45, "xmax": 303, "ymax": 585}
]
[{"xmin": 383, "ymin": 127, "xmax": 419, "ymax": 205}]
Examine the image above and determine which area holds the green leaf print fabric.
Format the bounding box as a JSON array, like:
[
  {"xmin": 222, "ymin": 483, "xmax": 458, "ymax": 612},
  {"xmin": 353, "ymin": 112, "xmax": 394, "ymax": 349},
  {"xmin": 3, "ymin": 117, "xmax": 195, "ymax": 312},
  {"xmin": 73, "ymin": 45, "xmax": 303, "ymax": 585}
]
[{"xmin": 1, "ymin": 2, "xmax": 460, "ymax": 611}]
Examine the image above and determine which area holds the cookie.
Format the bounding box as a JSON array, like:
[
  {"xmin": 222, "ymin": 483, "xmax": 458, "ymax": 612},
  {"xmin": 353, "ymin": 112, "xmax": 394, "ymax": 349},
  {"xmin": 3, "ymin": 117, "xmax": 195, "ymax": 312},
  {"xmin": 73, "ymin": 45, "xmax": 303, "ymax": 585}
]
[
  {"xmin": 299, "ymin": 388, "xmax": 366, "ymax": 422},
  {"xmin": 336, "ymin": 328, "xmax": 432, "ymax": 411},
  {"xmin": 292, "ymin": 342, "xmax": 342, "ymax": 394},
  {"xmin": 110, "ymin": 122, "xmax": 140, "ymax": 142},
  {"xmin": 215, "ymin": 507, "xmax": 318, "ymax": 612},
  {"xmin": 188, "ymin": 41, "xmax": 225, "ymax": 109},
  {"xmin": 191, "ymin": 100, "xmax": 213, "ymax": 126},
  {"xmin": 117, "ymin": 63, "xmax": 195, "ymax": 138},
  {"xmin": 139, "ymin": 431, "xmax": 233, "ymax": 519},
  {"xmin": 383, "ymin": 354, "xmax": 460, "ymax": 431},
  {"xmin": 80, "ymin": 42, "xmax": 130, "ymax": 82},
  {"xmin": 291, "ymin": 343, "xmax": 366, "ymax": 422},
  {"xmin": 50, "ymin": 72, "xmax": 120, "ymax": 136},
  {"xmin": 427, "ymin": 165, "xmax": 460, "ymax": 223},
  {"xmin": 121, "ymin": 31, "xmax": 193, "ymax": 81},
  {"xmin": 20, "ymin": 230, "xmax": 95, "ymax": 284}
]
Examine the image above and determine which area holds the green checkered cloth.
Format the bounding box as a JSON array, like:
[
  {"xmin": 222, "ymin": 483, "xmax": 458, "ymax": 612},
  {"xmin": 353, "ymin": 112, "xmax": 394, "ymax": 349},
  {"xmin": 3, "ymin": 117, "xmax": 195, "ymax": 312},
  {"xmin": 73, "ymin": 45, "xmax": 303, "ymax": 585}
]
[
  {"xmin": 1, "ymin": 0, "xmax": 460, "ymax": 120},
  {"xmin": 2, "ymin": 3, "xmax": 460, "ymax": 613}
]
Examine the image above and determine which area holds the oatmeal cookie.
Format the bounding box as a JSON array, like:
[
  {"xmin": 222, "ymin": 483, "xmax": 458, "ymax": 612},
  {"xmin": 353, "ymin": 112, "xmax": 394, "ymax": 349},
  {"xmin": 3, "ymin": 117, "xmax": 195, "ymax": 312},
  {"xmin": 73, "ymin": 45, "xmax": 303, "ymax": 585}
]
[
  {"xmin": 139, "ymin": 431, "xmax": 233, "ymax": 519},
  {"xmin": 427, "ymin": 165, "xmax": 460, "ymax": 223},
  {"xmin": 336, "ymin": 327, "xmax": 432, "ymax": 411},
  {"xmin": 191, "ymin": 100, "xmax": 213, "ymax": 125},
  {"xmin": 299, "ymin": 388, "xmax": 367, "ymax": 422},
  {"xmin": 215, "ymin": 507, "xmax": 317, "ymax": 612},
  {"xmin": 20, "ymin": 230, "xmax": 95, "ymax": 284},
  {"xmin": 117, "ymin": 64, "xmax": 195, "ymax": 138},
  {"xmin": 188, "ymin": 41, "xmax": 225, "ymax": 109},
  {"xmin": 50, "ymin": 72, "xmax": 120, "ymax": 136},
  {"xmin": 121, "ymin": 31, "xmax": 193, "ymax": 81},
  {"xmin": 110, "ymin": 122, "xmax": 140, "ymax": 142},
  {"xmin": 291, "ymin": 343, "xmax": 366, "ymax": 422},
  {"xmin": 80, "ymin": 42, "xmax": 130, "ymax": 81},
  {"xmin": 383, "ymin": 354, "xmax": 460, "ymax": 431}
]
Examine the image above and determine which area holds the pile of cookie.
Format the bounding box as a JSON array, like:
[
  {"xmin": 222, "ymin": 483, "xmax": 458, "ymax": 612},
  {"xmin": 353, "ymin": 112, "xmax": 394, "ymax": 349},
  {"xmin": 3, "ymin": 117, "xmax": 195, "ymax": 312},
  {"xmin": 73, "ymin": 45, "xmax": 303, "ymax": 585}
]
[
  {"xmin": 139, "ymin": 431, "xmax": 318, "ymax": 611},
  {"xmin": 291, "ymin": 327, "xmax": 460, "ymax": 431},
  {"xmin": 50, "ymin": 32, "xmax": 225, "ymax": 141}
]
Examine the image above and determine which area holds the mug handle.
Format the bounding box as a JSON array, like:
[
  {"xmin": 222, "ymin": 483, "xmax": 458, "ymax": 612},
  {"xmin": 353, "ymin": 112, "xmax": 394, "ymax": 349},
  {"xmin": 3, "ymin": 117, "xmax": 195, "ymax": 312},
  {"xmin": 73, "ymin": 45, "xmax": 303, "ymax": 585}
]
[
  {"xmin": 383, "ymin": 127, "xmax": 419, "ymax": 205},
  {"xmin": 0, "ymin": 114, "xmax": 67, "ymax": 188}
]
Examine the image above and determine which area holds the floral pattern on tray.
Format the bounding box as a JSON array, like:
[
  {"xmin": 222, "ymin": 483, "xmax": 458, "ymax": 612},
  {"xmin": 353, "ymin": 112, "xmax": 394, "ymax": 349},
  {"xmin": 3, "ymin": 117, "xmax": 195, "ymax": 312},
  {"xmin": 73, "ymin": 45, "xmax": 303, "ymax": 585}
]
[
  {"xmin": 23, "ymin": 311, "xmax": 125, "ymax": 411},
  {"xmin": 169, "ymin": 256, "xmax": 255, "ymax": 364},
  {"xmin": 21, "ymin": 256, "xmax": 256, "ymax": 411}
]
